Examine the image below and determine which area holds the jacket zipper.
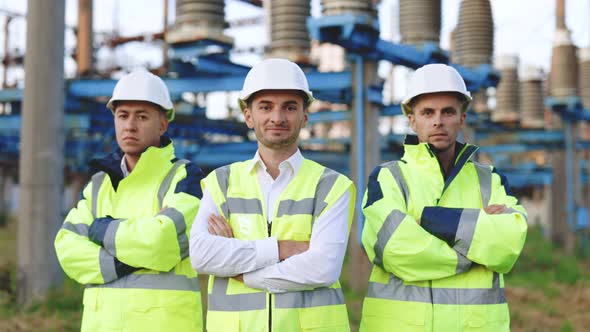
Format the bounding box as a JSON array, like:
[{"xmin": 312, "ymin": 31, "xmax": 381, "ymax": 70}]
[{"xmin": 267, "ymin": 221, "xmax": 272, "ymax": 332}]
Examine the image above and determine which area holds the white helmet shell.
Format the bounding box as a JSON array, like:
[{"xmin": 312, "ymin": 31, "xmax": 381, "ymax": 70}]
[
  {"xmin": 238, "ymin": 58, "xmax": 314, "ymax": 111},
  {"xmin": 401, "ymin": 63, "xmax": 472, "ymax": 115},
  {"xmin": 107, "ymin": 69, "xmax": 175, "ymax": 121}
]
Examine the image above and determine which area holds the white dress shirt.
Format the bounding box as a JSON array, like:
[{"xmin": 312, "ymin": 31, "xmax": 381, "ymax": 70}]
[{"xmin": 189, "ymin": 149, "xmax": 351, "ymax": 293}]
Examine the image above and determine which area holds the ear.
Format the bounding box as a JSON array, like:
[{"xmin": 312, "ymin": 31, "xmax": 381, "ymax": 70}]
[
  {"xmin": 159, "ymin": 115, "xmax": 169, "ymax": 135},
  {"xmin": 459, "ymin": 111, "xmax": 466, "ymax": 127},
  {"xmin": 408, "ymin": 114, "xmax": 417, "ymax": 132},
  {"xmin": 244, "ymin": 108, "xmax": 254, "ymax": 129},
  {"xmin": 302, "ymin": 108, "xmax": 309, "ymax": 127}
]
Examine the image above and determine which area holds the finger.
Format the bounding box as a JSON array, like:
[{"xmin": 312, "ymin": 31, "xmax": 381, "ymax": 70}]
[
  {"xmin": 218, "ymin": 220, "xmax": 233, "ymax": 238},
  {"xmin": 208, "ymin": 217, "xmax": 226, "ymax": 236},
  {"xmin": 207, "ymin": 224, "xmax": 217, "ymax": 235},
  {"xmin": 210, "ymin": 216, "xmax": 232, "ymax": 237}
]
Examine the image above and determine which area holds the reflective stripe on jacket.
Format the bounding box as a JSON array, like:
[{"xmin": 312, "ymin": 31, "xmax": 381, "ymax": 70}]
[
  {"xmin": 360, "ymin": 138, "xmax": 528, "ymax": 332},
  {"xmin": 203, "ymin": 158, "xmax": 354, "ymax": 332},
  {"xmin": 54, "ymin": 140, "xmax": 204, "ymax": 332}
]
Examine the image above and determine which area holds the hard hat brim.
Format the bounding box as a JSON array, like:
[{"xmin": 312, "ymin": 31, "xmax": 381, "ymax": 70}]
[{"xmin": 238, "ymin": 89, "xmax": 315, "ymax": 112}]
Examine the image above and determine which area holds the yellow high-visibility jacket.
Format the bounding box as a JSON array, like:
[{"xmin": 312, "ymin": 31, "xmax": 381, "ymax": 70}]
[
  {"xmin": 361, "ymin": 137, "xmax": 528, "ymax": 332},
  {"xmin": 202, "ymin": 158, "xmax": 354, "ymax": 332},
  {"xmin": 54, "ymin": 139, "xmax": 204, "ymax": 332}
]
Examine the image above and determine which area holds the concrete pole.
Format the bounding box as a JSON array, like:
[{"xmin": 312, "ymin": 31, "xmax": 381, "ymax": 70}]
[
  {"xmin": 76, "ymin": 0, "xmax": 93, "ymax": 76},
  {"xmin": 162, "ymin": 0, "xmax": 169, "ymax": 71},
  {"xmin": 17, "ymin": 0, "xmax": 65, "ymax": 306},
  {"xmin": 2, "ymin": 16, "xmax": 12, "ymax": 89}
]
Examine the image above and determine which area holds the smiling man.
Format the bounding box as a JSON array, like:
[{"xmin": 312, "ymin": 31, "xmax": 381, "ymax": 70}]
[
  {"xmin": 360, "ymin": 64, "xmax": 528, "ymax": 331},
  {"xmin": 54, "ymin": 69, "xmax": 204, "ymax": 331},
  {"xmin": 189, "ymin": 58, "xmax": 355, "ymax": 332}
]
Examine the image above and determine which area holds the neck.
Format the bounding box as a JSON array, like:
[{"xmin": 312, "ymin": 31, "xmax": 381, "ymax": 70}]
[
  {"xmin": 123, "ymin": 154, "xmax": 139, "ymax": 172},
  {"xmin": 258, "ymin": 144, "xmax": 297, "ymax": 179},
  {"xmin": 433, "ymin": 144, "xmax": 456, "ymax": 176}
]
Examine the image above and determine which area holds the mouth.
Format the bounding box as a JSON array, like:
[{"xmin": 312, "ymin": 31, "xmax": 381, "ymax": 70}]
[{"xmin": 122, "ymin": 137, "xmax": 139, "ymax": 142}]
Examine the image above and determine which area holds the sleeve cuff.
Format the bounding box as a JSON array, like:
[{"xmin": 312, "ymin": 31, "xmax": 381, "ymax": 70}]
[
  {"xmin": 420, "ymin": 207, "xmax": 462, "ymax": 246},
  {"xmin": 88, "ymin": 216, "xmax": 115, "ymax": 246},
  {"xmin": 255, "ymin": 237, "xmax": 279, "ymax": 269}
]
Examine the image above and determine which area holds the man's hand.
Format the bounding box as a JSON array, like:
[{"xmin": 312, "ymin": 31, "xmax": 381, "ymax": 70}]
[
  {"xmin": 484, "ymin": 204, "xmax": 507, "ymax": 215},
  {"xmin": 233, "ymin": 274, "xmax": 244, "ymax": 282},
  {"xmin": 278, "ymin": 240, "xmax": 309, "ymax": 261},
  {"xmin": 208, "ymin": 214, "xmax": 234, "ymax": 238}
]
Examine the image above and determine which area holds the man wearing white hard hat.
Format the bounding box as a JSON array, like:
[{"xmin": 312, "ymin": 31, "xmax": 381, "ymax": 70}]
[
  {"xmin": 360, "ymin": 64, "xmax": 528, "ymax": 331},
  {"xmin": 189, "ymin": 58, "xmax": 355, "ymax": 331},
  {"xmin": 55, "ymin": 69, "xmax": 205, "ymax": 331}
]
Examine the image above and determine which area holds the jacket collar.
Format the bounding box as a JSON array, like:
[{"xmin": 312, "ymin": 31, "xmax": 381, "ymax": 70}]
[{"xmin": 89, "ymin": 136, "xmax": 174, "ymax": 190}]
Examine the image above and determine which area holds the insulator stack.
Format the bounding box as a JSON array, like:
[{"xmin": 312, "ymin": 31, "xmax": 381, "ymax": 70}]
[
  {"xmin": 520, "ymin": 66, "xmax": 546, "ymax": 129},
  {"xmin": 493, "ymin": 55, "xmax": 519, "ymax": 122},
  {"xmin": 268, "ymin": 0, "xmax": 311, "ymax": 62},
  {"xmin": 321, "ymin": 0, "xmax": 377, "ymax": 20},
  {"xmin": 578, "ymin": 48, "xmax": 590, "ymax": 108},
  {"xmin": 452, "ymin": 0, "xmax": 494, "ymax": 67},
  {"xmin": 549, "ymin": 29, "xmax": 578, "ymax": 99},
  {"xmin": 167, "ymin": 0, "xmax": 228, "ymax": 44},
  {"xmin": 399, "ymin": 0, "xmax": 441, "ymax": 45}
]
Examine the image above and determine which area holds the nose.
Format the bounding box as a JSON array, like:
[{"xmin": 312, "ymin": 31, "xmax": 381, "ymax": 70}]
[
  {"xmin": 269, "ymin": 108, "xmax": 286, "ymax": 124},
  {"xmin": 123, "ymin": 117, "xmax": 138, "ymax": 132},
  {"xmin": 432, "ymin": 112, "xmax": 443, "ymax": 127}
]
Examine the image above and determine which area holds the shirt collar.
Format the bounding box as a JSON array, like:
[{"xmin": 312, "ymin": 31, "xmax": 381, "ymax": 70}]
[
  {"xmin": 120, "ymin": 155, "xmax": 130, "ymax": 178},
  {"xmin": 248, "ymin": 149, "xmax": 303, "ymax": 176}
]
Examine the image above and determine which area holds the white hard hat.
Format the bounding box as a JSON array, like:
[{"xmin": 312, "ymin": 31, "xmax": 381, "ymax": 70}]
[
  {"xmin": 238, "ymin": 58, "xmax": 314, "ymax": 111},
  {"xmin": 401, "ymin": 63, "xmax": 472, "ymax": 116},
  {"xmin": 107, "ymin": 69, "xmax": 175, "ymax": 121}
]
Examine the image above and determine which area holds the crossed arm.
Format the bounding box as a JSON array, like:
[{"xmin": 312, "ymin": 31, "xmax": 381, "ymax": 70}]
[
  {"xmin": 55, "ymin": 172, "xmax": 200, "ymax": 284},
  {"xmin": 190, "ymin": 189, "xmax": 352, "ymax": 293},
  {"xmin": 362, "ymin": 166, "xmax": 528, "ymax": 282}
]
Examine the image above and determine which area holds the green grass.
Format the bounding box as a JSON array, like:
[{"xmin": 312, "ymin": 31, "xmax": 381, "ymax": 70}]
[{"xmin": 0, "ymin": 221, "xmax": 588, "ymax": 331}]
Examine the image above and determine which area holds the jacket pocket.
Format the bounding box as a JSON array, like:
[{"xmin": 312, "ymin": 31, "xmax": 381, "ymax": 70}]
[{"xmin": 299, "ymin": 304, "xmax": 350, "ymax": 330}]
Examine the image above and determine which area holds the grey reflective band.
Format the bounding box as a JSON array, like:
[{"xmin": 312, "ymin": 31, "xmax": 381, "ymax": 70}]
[
  {"xmin": 367, "ymin": 275, "xmax": 506, "ymax": 305},
  {"xmin": 91, "ymin": 172, "xmax": 106, "ymax": 218},
  {"xmin": 62, "ymin": 221, "xmax": 89, "ymax": 237},
  {"xmin": 473, "ymin": 162, "xmax": 492, "ymax": 207},
  {"xmin": 505, "ymin": 207, "xmax": 528, "ymax": 220},
  {"xmin": 313, "ymin": 168, "xmax": 339, "ymax": 218},
  {"xmin": 275, "ymin": 287, "xmax": 345, "ymax": 308},
  {"xmin": 103, "ymin": 219, "xmax": 122, "ymax": 257},
  {"xmin": 93, "ymin": 270, "xmax": 200, "ymax": 292},
  {"xmin": 160, "ymin": 207, "xmax": 189, "ymax": 258},
  {"xmin": 384, "ymin": 161, "xmax": 409, "ymax": 207},
  {"xmin": 215, "ymin": 166, "xmax": 231, "ymax": 218},
  {"xmin": 99, "ymin": 248, "xmax": 117, "ymax": 283},
  {"xmin": 158, "ymin": 159, "xmax": 190, "ymax": 209},
  {"xmin": 208, "ymin": 277, "xmax": 266, "ymax": 311},
  {"xmin": 373, "ymin": 209, "xmax": 406, "ymax": 268},
  {"xmin": 226, "ymin": 197, "xmax": 263, "ymax": 215},
  {"xmin": 453, "ymin": 208, "xmax": 480, "ymax": 257},
  {"xmin": 493, "ymin": 272, "xmax": 500, "ymax": 289},
  {"xmin": 455, "ymin": 251, "xmax": 472, "ymax": 274},
  {"xmin": 276, "ymin": 198, "xmax": 314, "ymax": 217}
]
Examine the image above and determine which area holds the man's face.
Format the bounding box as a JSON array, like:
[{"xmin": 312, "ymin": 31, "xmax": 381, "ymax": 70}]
[
  {"xmin": 114, "ymin": 101, "xmax": 168, "ymax": 157},
  {"xmin": 243, "ymin": 90, "xmax": 308, "ymax": 151},
  {"xmin": 408, "ymin": 92, "xmax": 466, "ymax": 152}
]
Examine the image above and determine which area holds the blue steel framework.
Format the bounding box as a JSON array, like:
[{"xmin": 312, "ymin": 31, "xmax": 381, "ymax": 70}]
[{"xmin": 0, "ymin": 5, "xmax": 588, "ymax": 235}]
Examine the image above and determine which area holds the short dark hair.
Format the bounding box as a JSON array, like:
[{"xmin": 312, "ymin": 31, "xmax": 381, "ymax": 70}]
[{"xmin": 246, "ymin": 90, "xmax": 311, "ymax": 110}]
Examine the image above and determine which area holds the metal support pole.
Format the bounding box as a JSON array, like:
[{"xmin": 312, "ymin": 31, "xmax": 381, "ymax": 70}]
[
  {"xmin": 355, "ymin": 55, "xmax": 365, "ymax": 242},
  {"xmin": 564, "ymin": 120, "xmax": 575, "ymax": 231},
  {"xmin": 17, "ymin": 0, "xmax": 65, "ymax": 306}
]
